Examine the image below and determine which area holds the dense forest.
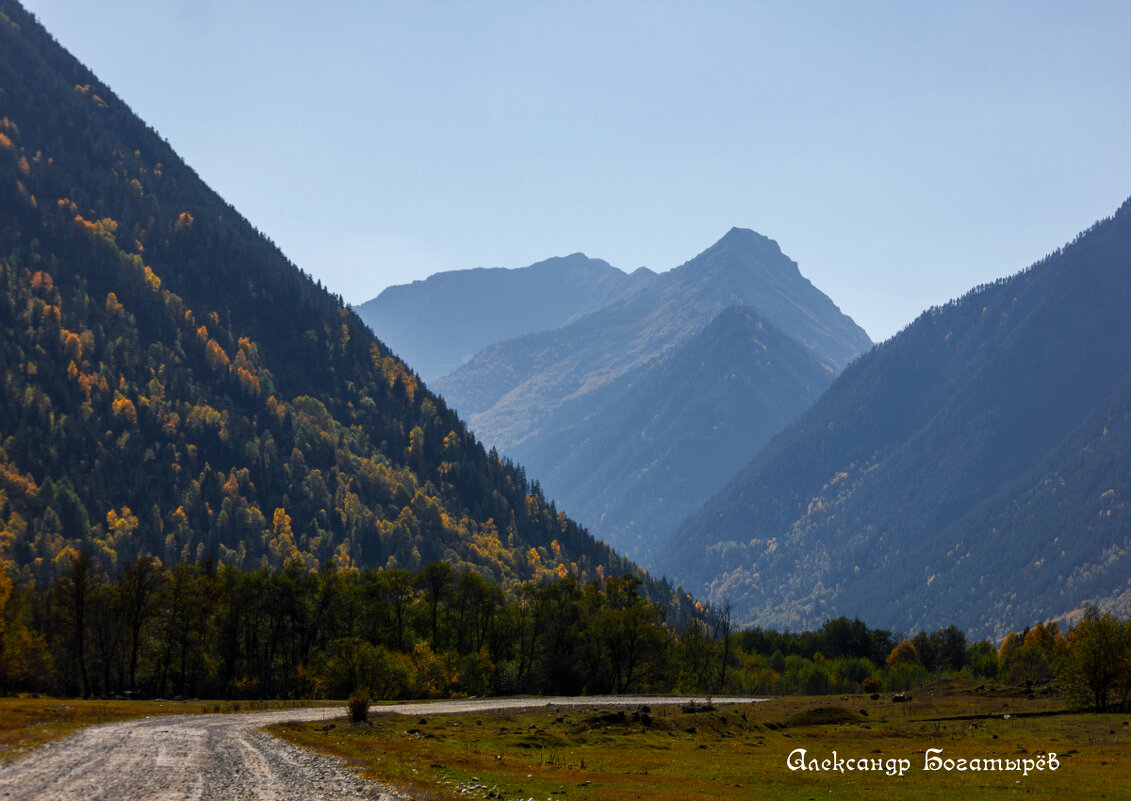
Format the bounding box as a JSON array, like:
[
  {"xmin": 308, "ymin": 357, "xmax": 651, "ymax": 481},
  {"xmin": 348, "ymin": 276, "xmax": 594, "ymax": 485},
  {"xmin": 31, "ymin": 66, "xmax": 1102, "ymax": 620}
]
[
  {"xmin": 2, "ymin": 558, "xmax": 1127, "ymax": 714},
  {"xmin": 0, "ymin": 1, "xmax": 703, "ymax": 628}
]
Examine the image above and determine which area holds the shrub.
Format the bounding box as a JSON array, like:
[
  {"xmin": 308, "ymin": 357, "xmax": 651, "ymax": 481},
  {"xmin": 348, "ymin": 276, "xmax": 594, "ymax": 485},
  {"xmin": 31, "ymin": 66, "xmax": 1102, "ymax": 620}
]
[
  {"xmin": 323, "ymin": 638, "xmax": 379, "ymax": 699},
  {"xmin": 413, "ymin": 642, "xmax": 457, "ymax": 698},
  {"xmin": 372, "ymin": 647, "xmax": 416, "ymax": 700},
  {"xmin": 884, "ymin": 662, "xmax": 929, "ymax": 691},
  {"xmin": 830, "ymin": 656, "xmax": 874, "ymax": 690},
  {"xmin": 802, "ymin": 662, "xmax": 832, "ymax": 694},
  {"xmin": 457, "ymin": 648, "xmax": 496, "ymax": 697},
  {"xmin": 965, "ymin": 641, "xmax": 999, "ymax": 679},
  {"xmin": 347, "ymin": 687, "xmax": 370, "ymax": 723}
]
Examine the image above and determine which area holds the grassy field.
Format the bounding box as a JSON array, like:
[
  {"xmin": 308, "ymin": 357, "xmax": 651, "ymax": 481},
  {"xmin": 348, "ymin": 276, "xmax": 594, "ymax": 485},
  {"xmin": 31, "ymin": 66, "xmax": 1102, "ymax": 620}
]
[
  {"xmin": 0, "ymin": 697, "xmax": 326, "ymax": 760},
  {"xmin": 269, "ymin": 680, "xmax": 1131, "ymax": 801}
]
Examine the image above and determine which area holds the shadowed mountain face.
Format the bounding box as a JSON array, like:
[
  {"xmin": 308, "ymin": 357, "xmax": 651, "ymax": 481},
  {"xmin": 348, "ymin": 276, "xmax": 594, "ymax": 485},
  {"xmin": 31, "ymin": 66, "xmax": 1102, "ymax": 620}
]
[
  {"xmin": 0, "ymin": 1, "xmax": 686, "ymax": 603},
  {"xmin": 356, "ymin": 255, "xmax": 656, "ymax": 382},
  {"xmin": 510, "ymin": 305, "xmax": 836, "ymax": 563},
  {"xmin": 403, "ymin": 229, "xmax": 871, "ymax": 561},
  {"xmin": 662, "ymin": 198, "xmax": 1131, "ymax": 638}
]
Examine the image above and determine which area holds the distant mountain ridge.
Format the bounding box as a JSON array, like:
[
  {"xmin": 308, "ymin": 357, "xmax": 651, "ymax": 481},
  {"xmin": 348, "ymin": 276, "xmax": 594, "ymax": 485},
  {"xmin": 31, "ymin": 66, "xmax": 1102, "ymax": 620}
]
[
  {"xmin": 434, "ymin": 227, "xmax": 871, "ymax": 451},
  {"xmin": 662, "ymin": 198, "xmax": 1131, "ymax": 638},
  {"xmin": 371, "ymin": 228, "xmax": 871, "ymax": 561},
  {"xmin": 357, "ymin": 254, "xmax": 655, "ymax": 381}
]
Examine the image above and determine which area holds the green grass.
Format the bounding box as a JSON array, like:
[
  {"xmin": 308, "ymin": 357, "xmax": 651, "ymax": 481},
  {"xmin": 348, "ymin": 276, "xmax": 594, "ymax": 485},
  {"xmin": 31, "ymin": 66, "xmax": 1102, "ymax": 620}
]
[
  {"xmin": 268, "ymin": 679, "xmax": 1131, "ymax": 801},
  {"xmin": 0, "ymin": 696, "xmax": 331, "ymax": 760}
]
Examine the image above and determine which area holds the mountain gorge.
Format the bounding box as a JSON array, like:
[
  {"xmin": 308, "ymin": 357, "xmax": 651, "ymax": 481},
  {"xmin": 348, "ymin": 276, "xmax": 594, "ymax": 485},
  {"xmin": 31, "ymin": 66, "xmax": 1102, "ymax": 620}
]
[
  {"xmin": 0, "ymin": 2, "xmax": 671, "ymax": 602},
  {"xmin": 368, "ymin": 229, "xmax": 872, "ymax": 560},
  {"xmin": 662, "ymin": 200, "xmax": 1131, "ymax": 637}
]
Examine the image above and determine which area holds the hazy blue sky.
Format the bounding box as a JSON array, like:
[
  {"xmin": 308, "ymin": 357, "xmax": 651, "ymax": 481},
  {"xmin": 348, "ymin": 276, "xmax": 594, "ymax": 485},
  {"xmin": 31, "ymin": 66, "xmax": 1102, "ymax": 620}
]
[{"xmin": 19, "ymin": 0, "xmax": 1131, "ymax": 341}]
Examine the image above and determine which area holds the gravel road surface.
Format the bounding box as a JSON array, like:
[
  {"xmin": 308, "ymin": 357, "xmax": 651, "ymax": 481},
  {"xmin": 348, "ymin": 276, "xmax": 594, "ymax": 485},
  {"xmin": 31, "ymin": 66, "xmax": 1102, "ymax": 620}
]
[{"xmin": 0, "ymin": 695, "xmax": 761, "ymax": 800}]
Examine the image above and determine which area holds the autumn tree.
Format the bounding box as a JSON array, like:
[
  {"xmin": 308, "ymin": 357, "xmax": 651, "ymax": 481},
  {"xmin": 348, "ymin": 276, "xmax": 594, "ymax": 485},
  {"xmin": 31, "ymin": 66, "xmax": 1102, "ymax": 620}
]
[
  {"xmin": 886, "ymin": 639, "xmax": 920, "ymax": 666},
  {"xmin": 1061, "ymin": 606, "xmax": 1130, "ymax": 712}
]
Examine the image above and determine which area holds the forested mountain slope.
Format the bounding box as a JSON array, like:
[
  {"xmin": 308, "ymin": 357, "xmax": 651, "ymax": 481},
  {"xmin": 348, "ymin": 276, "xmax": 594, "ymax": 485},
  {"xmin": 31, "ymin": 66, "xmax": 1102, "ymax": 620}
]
[
  {"xmin": 663, "ymin": 198, "xmax": 1131, "ymax": 637},
  {"xmin": 868, "ymin": 370, "xmax": 1131, "ymax": 635},
  {"xmin": 357, "ymin": 255, "xmax": 655, "ymax": 382},
  {"xmin": 0, "ymin": 2, "xmax": 663, "ymax": 599}
]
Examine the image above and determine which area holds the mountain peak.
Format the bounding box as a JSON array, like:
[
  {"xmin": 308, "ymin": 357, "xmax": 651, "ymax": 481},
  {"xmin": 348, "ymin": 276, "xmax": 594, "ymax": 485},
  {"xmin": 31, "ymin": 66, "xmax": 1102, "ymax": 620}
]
[
  {"xmin": 710, "ymin": 227, "xmax": 785, "ymax": 258},
  {"xmin": 681, "ymin": 227, "xmax": 795, "ymax": 280},
  {"xmin": 663, "ymin": 228, "xmax": 871, "ymax": 370},
  {"xmin": 528, "ymin": 252, "xmax": 606, "ymax": 274}
]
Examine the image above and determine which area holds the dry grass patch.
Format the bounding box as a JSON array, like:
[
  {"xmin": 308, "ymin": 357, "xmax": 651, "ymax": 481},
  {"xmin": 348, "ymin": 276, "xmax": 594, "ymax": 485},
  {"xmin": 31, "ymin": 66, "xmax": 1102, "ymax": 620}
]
[{"xmin": 269, "ymin": 681, "xmax": 1131, "ymax": 801}]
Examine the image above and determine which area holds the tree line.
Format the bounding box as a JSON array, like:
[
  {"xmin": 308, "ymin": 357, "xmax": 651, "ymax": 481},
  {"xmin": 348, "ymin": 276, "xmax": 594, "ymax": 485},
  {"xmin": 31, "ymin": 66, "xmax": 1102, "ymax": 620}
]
[{"xmin": 2, "ymin": 556, "xmax": 1127, "ymax": 711}]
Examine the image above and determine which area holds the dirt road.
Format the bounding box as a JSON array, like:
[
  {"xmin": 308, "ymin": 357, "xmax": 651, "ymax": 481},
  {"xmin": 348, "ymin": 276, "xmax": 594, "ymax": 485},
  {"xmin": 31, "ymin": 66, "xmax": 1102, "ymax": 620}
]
[{"xmin": 0, "ymin": 696, "xmax": 759, "ymax": 800}]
